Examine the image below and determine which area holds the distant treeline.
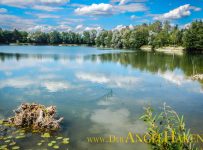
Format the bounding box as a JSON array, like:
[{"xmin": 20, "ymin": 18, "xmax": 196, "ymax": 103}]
[{"xmin": 0, "ymin": 20, "xmax": 202, "ymax": 51}]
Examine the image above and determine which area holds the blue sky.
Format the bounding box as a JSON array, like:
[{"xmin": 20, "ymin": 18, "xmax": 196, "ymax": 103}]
[{"xmin": 0, "ymin": 0, "xmax": 202, "ymax": 32}]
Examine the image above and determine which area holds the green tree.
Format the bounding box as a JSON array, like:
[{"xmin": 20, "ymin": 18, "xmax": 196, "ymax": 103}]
[
  {"xmin": 170, "ymin": 25, "xmax": 183, "ymax": 46},
  {"xmin": 150, "ymin": 21, "xmax": 162, "ymax": 33},
  {"xmin": 83, "ymin": 31, "xmax": 91, "ymax": 45},
  {"xmin": 96, "ymin": 30, "xmax": 109, "ymax": 47},
  {"xmin": 2, "ymin": 30, "xmax": 13, "ymax": 43},
  {"xmin": 48, "ymin": 31, "xmax": 62, "ymax": 44},
  {"xmin": 105, "ymin": 31, "xmax": 113, "ymax": 47},
  {"xmin": 121, "ymin": 29, "xmax": 131, "ymax": 49},
  {"xmin": 0, "ymin": 20, "xmax": 202, "ymax": 51},
  {"xmin": 12, "ymin": 29, "xmax": 22, "ymax": 43},
  {"xmin": 183, "ymin": 20, "xmax": 203, "ymax": 51},
  {"xmin": 0, "ymin": 28, "xmax": 4, "ymax": 43},
  {"xmin": 129, "ymin": 28, "xmax": 148, "ymax": 49},
  {"xmin": 29, "ymin": 31, "xmax": 48, "ymax": 44},
  {"xmin": 111, "ymin": 31, "xmax": 123, "ymax": 48},
  {"xmin": 163, "ymin": 20, "xmax": 171, "ymax": 33},
  {"xmin": 20, "ymin": 31, "xmax": 28, "ymax": 43}
]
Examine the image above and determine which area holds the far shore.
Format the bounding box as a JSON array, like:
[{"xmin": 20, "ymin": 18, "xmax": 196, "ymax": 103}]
[
  {"xmin": 140, "ymin": 45, "xmax": 184, "ymax": 56},
  {"xmin": 2, "ymin": 43, "xmax": 89, "ymax": 47},
  {"xmin": 1, "ymin": 43, "xmax": 202, "ymax": 56}
]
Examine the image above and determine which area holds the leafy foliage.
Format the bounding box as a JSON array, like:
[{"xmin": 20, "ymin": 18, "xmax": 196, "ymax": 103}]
[
  {"xmin": 0, "ymin": 20, "xmax": 202, "ymax": 51},
  {"xmin": 183, "ymin": 20, "xmax": 203, "ymax": 51},
  {"xmin": 140, "ymin": 103, "xmax": 198, "ymax": 150}
]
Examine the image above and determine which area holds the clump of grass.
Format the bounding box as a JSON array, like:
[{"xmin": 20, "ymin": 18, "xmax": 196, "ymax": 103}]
[{"xmin": 140, "ymin": 103, "xmax": 198, "ymax": 150}]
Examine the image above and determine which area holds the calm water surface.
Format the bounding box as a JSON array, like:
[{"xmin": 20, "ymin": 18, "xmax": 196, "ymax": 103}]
[{"xmin": 0, "ymin": 46, "xmax": 203, "ymax": 150}]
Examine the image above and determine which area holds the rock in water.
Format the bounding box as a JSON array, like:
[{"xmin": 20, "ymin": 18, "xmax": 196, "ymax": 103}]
[{"xmin": 7, "ymin": 103, "xmax": 63, "ymax": 131}]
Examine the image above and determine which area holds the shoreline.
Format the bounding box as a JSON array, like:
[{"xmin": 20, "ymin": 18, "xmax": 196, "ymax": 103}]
[
  {"xmin": 1, "ymin": 44, "xmax": 202, "ymax": 56},
  {"xmin": 140, "ymin": 45, "xmax": 184, "ymax": 56},
  {"xmin": 3, "ymin": 43, "xmax": 89, "ymax": 46}
]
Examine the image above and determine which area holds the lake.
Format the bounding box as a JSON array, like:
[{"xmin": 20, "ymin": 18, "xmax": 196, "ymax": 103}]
[{"xmin": 0, "ymin": 46, "xmax": 203, "ymax": 150}]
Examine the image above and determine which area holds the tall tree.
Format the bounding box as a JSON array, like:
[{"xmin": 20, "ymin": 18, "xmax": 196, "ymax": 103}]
[
  {"xmin": 183, "ymin": 20, "xmax": 203, "ymax": 51},
  {"xmin": 48, "ymin": 31, "xmax": 62, "ymax": 44},
  {"xmin": 29, "ymin": 31, "xmax": 48, "ymax": 44}
]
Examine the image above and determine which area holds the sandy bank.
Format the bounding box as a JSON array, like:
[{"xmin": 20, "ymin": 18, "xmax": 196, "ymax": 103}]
[
  {"xmin": 141, "ymin": 45, "xmax": 184, "ymax": 55},
  {"xmin": 190, "ymin": 74, "xmax": 203, "ymax": 80}
]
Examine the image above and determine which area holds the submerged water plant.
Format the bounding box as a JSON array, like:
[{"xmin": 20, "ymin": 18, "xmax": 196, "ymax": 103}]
[{"xmin": 140, "ymin": 103, "xmax": 198, "ymax": 150}]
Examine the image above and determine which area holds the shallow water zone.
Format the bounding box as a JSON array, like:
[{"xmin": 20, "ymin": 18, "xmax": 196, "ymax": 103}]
[{"xmin": 0, "ymin": 46, "xmax": 203, "ymax": 150}]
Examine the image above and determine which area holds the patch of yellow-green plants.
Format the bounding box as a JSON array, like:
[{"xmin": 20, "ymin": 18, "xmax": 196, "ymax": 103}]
[
  {"xmin": 0, "ymin": 120, "xmax": 69, "ymax": 150},
  {"xmin": 38, "ymin": 132, "xmax": 70, "ymax": 149},
  {"xmin": 0, "ymin": 121, "xmax": 23, "ymax": 150},
  {"xmin": 140, "ymin": 103, "xmax": 199, "ymax": 150}
]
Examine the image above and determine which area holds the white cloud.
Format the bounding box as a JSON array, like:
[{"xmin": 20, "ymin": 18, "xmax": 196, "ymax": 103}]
[
  {"xmin": 129, "ymin": 24, "xmax": 134, "ymax": 30},
  {"xmin": 158, "ymin": 71, "xmax": 191, "ymax": 86},
  {"xmin": 131, "ymin": 15, "xmax": 137, "ymax": 20},
  {"xmin": 76, "ymin": 24, "xmax": 84, "ymax": 30},
  {"xmin": 59, "ymin": 18, "xmax": 84, "ymax": 26},
  {"xmin": 27, "ymin": 24, "xmax": 72, "ymax": 32},
  {"xmin": 74, "ymin": 3, "xmax": 147, "ymax": 16},
  {"xmin": 113, "ymin": 24, "xmax": 126, "ymax": 31},
  {"xmin": 35, "ymin": 13, "xmax": 60, "ymax": 19},
  {"xmin": 0, "ymin": 57, "xmax": 54, "ymax": 72},
  {"xmin": 0, "ymin": 0, "xmax": 69, "ymax": 8},
  {"xmin": 190, "ymin": 6, "xmax": 201, "ymax": 12},
  {"xmin": 38, "ymin": 0, "xmax": 69, "ymax": 4},
  {"xmin": 76, "ymin": 72, "xmax": 140, "ymax": 89},
  {"xmin": 0, "ymin": 14, "xmax": 37, "ymax": 30},
  {"xmin": 57, "ymin": 24, "xmax": 72, "ymax": 32},
  {"xmin": 84, "ymin": 26, "xmax": 102, "ymax": 31},
  {"xmin": 42, "ymin": 81, "xmax": 70, "ymax": 92},
  {"xmin": 113, "ymin": 24, "xmax": 134, "ymax": 31},
  {"xmin": 119, "ymin": 0, "xmax": 128, "ymax": 5},
  {"xmin": 111, "ymin": 0, "xmax": 147, "ymax": 5},
  {"xmin": 74, "ymin": 24, "xmax": 103, "ymax": 32},
  {"xmin": 91, "ymin": 108, "xmax": 130, "ymax": 126},
  {"xmin": 0, "ymin": 77, "xmax": 37, "ymax": 89},
  {"xmin": 154, "ymin": 4, "xmax": 201, "ymax": 20},
  {"xmin": 32, "ymin": 5, "xmax": 63, "ymax": 11},
  {"xmin": 0, "ymin": 76, "xmax": 71, "ymax": 92},
  {"xmin": 0, "ymin": 8, "xmax": 7, "ymax": 13},
  {"xmin": 0, "ymin": 10, "xmax": 97, "ymax": 33},
  {"xmin": 76, "ymin": 72, "xmax": 109, "ymax": 84},
  {"xmin": 115, "ymin": 3, "xmax": 147, "ymax": 13},
  {"xmin": 97, "ymin": 97, "xmax": 117, "ymax": 106},
  {"xmin": 90, "ymin": 108, "xmax": 147, "ymax": 135},
  {"xmin": 27, "ymin": 25, "xmax": 54, "ymax": 32},
  {"xmin": 75, "ymin": 3, "xmax": 114, "ymax": 16},
  {"xmin": 180, "ymin": 22, "xmax": 191, "ymax": 29},
  {"xmin": 70, "ymin": 3, "xmax": 87, "ymax": 8}
]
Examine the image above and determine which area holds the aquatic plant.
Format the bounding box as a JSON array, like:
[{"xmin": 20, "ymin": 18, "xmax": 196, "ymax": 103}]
[
  {"xmin": 0, "ymin": 125, "xmax": 70, "ymax": 149},
  {"xmin": 0, "ymin": 103, "xmax": 69, "ymax": 149},
  {"xmin": 0, "ymin": 122, "xmax": 26, "ymax": 150},
  {"xmin": 0, "ymin": 119, "xmax": 69, "ymax": 149},
  {"xmin": 38, "ymin": 133, "xmax": 70, "ymax": 149},
  {"xmin": 140, "ymin": 103, "xmax": 198, "ymax": 150}
]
